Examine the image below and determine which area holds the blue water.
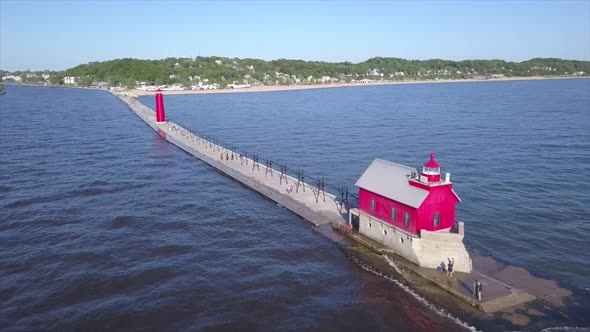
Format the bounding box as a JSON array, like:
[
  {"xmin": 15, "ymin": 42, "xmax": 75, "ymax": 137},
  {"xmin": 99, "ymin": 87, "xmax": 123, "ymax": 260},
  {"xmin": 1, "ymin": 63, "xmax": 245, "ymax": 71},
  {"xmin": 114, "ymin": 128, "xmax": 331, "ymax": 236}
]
[{"xmin": 1, "ymin": 80, "xmax": 589, "ymax": 331}]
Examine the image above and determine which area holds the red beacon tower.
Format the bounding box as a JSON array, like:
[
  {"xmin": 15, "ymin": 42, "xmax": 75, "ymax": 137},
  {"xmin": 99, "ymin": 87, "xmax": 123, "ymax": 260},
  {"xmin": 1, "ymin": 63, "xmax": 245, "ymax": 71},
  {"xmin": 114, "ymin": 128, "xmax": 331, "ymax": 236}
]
[{"xmin": 155, "ymin": 88, "xmax": 166, "ymax": 123}]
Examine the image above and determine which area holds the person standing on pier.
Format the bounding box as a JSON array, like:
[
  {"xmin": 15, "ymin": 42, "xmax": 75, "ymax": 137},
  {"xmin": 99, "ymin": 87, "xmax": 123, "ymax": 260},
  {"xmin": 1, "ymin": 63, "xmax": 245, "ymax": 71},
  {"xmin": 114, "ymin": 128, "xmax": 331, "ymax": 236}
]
[
  {"xmin": 447, "ymin": 258, "xmax": 454, "ymax": 277},
  {"xmin": 440, "ymin": 260, "xmax": 447, "ymax": 274},
  {"xmin": 476, "ymin": 280, "xmax": 482, "ymax": 301}
]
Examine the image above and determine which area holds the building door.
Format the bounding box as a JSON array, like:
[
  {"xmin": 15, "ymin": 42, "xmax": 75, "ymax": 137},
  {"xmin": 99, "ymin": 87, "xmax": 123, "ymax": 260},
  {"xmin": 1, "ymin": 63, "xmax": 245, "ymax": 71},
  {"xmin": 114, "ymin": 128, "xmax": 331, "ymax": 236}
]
[{"xmin": 351, "ymin": 214, "xmax": 359, "ymax": 231}]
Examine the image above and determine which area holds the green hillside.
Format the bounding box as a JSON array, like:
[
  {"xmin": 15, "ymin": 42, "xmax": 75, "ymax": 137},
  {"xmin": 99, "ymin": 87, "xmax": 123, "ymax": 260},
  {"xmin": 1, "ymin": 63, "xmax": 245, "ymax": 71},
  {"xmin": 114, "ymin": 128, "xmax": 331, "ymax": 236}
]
[
  {"xmin": 3, "ymin": 57, "xmax": 589, "ymax": 88},
  {"xmin": 63, "ymin": 57, "xmax": 590, "ymax": 87}
]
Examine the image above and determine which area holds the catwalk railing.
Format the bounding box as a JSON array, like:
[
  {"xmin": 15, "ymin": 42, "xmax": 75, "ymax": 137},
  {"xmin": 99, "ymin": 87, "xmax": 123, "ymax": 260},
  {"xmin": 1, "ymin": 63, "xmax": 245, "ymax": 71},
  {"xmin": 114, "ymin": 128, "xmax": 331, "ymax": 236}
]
[{"xmin": 165, "ymin": 119, "xmax": 359, "ymax": 214}]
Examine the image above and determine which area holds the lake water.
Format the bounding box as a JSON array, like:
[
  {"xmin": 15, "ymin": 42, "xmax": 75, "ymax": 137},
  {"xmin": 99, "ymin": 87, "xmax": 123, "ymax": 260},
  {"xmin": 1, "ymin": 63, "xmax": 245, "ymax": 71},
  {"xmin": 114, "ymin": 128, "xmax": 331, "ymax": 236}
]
[{"xmin": 1, "ymin": 80, "xmax": 589, "ymax": 331}]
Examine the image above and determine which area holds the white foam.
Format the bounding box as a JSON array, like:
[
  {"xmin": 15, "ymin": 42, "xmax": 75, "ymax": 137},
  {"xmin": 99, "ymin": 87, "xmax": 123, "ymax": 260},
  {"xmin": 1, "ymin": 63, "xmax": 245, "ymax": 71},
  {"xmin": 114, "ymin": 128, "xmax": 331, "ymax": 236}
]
[
  {"xmin": 347, "ymin": 253, "xmax": 480, "ymax": 332},
  {"xmin": 384, "ymin": 255, "xmax": 408, "ymax": 278}
]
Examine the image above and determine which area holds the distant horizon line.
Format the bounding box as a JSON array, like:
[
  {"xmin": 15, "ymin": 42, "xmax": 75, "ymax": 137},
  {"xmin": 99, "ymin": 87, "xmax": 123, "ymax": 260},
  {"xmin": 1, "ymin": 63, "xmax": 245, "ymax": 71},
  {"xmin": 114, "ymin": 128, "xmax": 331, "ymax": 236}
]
[{"xmin": 2, "ymin": 55, "xmax": 590, "ymax": 73}]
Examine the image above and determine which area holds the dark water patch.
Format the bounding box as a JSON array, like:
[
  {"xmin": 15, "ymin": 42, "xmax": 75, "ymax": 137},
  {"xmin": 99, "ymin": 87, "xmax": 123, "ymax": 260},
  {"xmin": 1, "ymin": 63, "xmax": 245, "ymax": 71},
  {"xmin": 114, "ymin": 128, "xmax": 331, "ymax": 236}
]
[
  {"xmin": 107, "ymin": 215, "xmax": 193, "ymax": 236},
  {"xmin": 0, "ymin": 267, "xmax": 177, "ymax": 330},
  {"xmin": 192, "ymin": 320, "xmax": 260, "ymax": 332},
  {"xmin": 174, "ymin": 202, "xmax": 198, "ymax": 214},
  {"xmin": 0, "ymin": 262, "xmax": 31, "ymax": 276},
  {"xmin": 5, "ymin": 193, "xmax": 67, "ymax": 209},
  {"xmin": 0, "ymin": 216, "xmax": 81, "ymax": 233},
  {"xmin": 108, "ymin": 215, "xmax": 138, "ymax": 229},
  {"xmin": 78, "ymin": 180, "xmax": 110, "ymax": 188},
  {"xmin": 150, "ymin": 244, "xmax": 193, "ymax": 257},
  {"xmin": 151, "ymin": 220, "xmax": 193, "ymax": 233},
  {"xmin": 0, "ymin": 185, "xmax": 13, "ymax": 193},
  {"xmin": 109, "ymin": 265, "xmax": 178, "ymax": 292},
  {"xmin": 72, "ymin": 182, "xmax": 149, "ymax": 197},
  {"xmin": 60, "ymin": 251, "xmax": 109, "ymax": 265},
  {"xmin": 57, "ymin": 298, "xmax": 209, "ymax": 332},
  {"xmin": 0, "ymin": 284, "xmax": 19, "ymax": 307},
  {"xmin": 4, "ymin": 182, "xmax": 149, "ymax": 209}
]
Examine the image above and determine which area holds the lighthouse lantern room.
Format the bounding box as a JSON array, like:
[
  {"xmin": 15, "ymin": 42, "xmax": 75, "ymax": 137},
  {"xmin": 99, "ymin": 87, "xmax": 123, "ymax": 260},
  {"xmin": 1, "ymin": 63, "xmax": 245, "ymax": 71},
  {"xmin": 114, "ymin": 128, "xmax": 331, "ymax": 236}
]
[{"xmin": 421, "ymin": 153, "xmax": 441, "ymax": 183}]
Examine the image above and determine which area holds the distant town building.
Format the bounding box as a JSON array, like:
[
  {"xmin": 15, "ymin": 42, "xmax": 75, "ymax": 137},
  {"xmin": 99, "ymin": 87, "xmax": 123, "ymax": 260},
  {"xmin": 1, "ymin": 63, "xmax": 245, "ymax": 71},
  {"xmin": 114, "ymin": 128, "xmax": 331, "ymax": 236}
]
[
  {"xmin": 191, "ymin": 83, "xmax": 219, "ymax": 90},
  {"xmin": 226, "ymin": 83, "xmax": 251, "ymax": 89},
  {"xmin": 2, "ymin": 75, "xmax": 22, "ymax": 82},
  {"xmin": 63, "ymin": 76, "xmax": 76, "ymax": 85},
  {"xmin": 368, "ymin": 69, "xmax": 382, "ymax": 76}
]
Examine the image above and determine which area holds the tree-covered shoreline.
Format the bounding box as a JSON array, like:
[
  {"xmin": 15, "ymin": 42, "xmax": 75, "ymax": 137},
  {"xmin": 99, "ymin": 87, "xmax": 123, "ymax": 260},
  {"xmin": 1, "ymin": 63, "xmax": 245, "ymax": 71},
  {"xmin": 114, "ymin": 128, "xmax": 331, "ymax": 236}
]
[{"xmin": 2, "ymin": 56, "xmax": 589, "ymax": 88}]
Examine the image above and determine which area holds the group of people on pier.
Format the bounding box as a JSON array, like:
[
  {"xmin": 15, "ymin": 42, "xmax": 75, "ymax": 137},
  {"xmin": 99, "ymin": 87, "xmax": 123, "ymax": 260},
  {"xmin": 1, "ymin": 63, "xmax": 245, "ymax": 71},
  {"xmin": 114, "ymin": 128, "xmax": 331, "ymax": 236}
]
[
  {"xmin": 439, "ymin": 258, "xmax": 455, "ymax": 277},
  {"xmin": 439, "ymin": 258, "xmax": 483, "ymax": 302}
]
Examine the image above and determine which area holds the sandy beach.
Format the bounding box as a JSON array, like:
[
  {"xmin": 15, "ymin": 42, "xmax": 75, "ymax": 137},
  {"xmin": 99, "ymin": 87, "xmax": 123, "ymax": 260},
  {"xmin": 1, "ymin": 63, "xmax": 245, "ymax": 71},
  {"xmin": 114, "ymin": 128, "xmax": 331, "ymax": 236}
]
[{"xmin": 123, "ymin": 76, "xmax": 588, "ymax": 97}]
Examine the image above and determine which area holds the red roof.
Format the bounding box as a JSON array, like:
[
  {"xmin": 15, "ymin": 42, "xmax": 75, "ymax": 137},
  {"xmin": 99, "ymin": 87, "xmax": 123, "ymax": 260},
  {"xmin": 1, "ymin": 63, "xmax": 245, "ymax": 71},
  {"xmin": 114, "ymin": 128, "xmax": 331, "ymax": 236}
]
[{"xmin": 423, "ymin": 153, "xmax": 440, "ymax": 168}]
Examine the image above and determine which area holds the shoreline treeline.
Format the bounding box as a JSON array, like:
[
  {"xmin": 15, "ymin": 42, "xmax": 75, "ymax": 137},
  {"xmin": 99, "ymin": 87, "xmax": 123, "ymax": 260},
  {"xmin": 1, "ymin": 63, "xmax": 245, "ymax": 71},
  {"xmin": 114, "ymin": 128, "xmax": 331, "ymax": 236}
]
[{"xmin": 2, "ymin": 57, "xmax": 589, "ymax": 88}]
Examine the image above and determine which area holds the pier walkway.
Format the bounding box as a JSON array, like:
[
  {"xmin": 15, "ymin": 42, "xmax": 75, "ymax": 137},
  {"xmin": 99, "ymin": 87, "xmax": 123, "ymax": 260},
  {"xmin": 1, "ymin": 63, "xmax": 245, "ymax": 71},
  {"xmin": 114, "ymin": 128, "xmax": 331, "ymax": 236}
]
[{"xmin": 116, "ymin": 93, "xmax": 346, "ymax": 227}]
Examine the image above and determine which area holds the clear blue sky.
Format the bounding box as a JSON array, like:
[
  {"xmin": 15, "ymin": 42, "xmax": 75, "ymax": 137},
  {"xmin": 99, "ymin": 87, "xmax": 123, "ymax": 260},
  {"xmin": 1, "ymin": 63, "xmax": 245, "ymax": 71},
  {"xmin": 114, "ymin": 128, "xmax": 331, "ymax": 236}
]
[{"xmin": 1, "ymin": 0, "xmax": 589, "ymax": 71}]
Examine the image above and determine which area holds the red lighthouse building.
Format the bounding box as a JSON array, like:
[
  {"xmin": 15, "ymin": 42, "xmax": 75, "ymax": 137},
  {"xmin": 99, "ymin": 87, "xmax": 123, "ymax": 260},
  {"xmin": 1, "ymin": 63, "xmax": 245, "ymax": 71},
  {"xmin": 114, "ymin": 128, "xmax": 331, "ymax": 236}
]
[
  {"xmin": 350, "ymin": 153, "xmax": 471, "ymax": 272},
  {"xmin": 356, "ymin": 153, "xmax": 460, "ymax": 235}
]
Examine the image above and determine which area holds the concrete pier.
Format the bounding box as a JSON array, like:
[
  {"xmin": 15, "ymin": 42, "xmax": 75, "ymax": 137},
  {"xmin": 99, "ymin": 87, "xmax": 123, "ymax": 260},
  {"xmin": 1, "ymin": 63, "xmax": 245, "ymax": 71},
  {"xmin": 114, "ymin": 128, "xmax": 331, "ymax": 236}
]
[
  {"xmin": 115, "ymin": 93, "xmax": 346, "ymax": 227},
  {"xmin": 332, "ymin": 224, "xmax": 536, "ymax": 313},
  {"xmin": 113, "ymin": 92, "xmax": 540, "ymax": 313}
]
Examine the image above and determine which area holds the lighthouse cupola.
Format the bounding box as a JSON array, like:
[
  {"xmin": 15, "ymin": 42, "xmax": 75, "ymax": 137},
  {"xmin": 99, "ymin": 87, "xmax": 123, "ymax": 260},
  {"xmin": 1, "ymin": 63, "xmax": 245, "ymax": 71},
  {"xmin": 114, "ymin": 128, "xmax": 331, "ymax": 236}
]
[{"xmin": 421, "ymin": 153, "xmax": 441, "ymax": 183}]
